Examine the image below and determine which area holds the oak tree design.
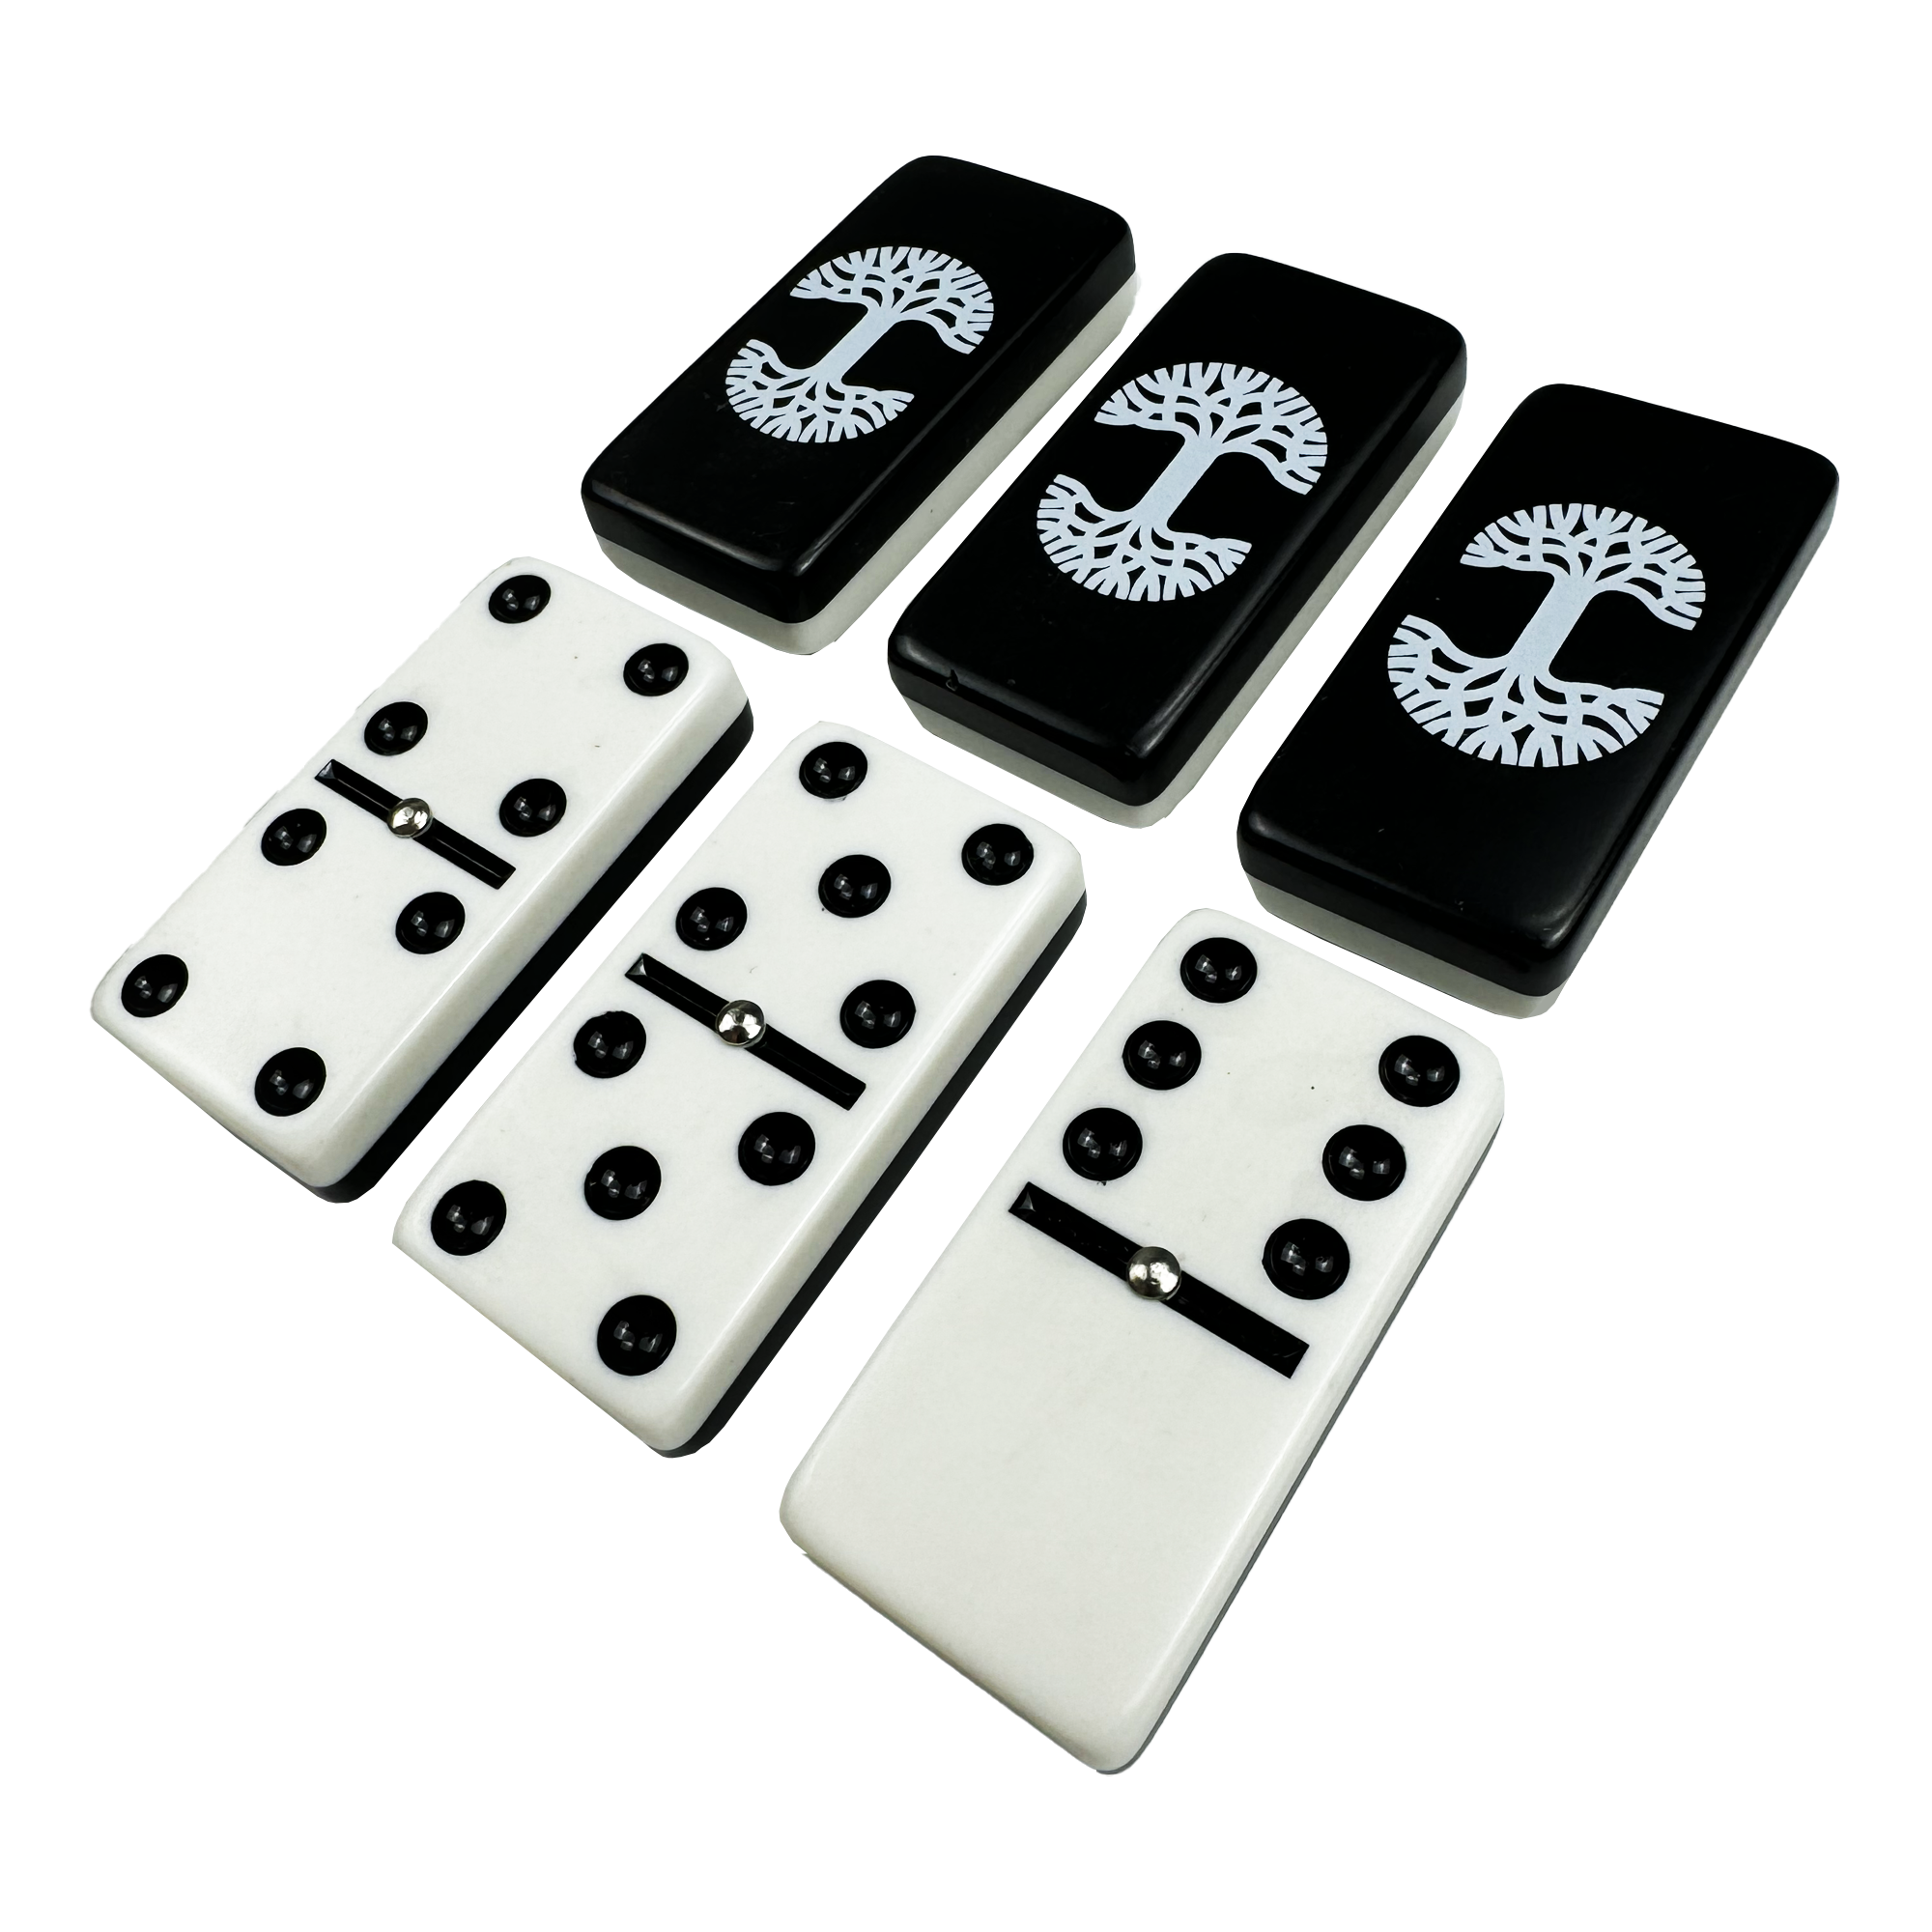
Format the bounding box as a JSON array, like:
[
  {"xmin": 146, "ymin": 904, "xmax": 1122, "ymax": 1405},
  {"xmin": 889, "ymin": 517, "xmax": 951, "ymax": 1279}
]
[
  {"xmin": 1037, "ymin": 363, "xmax": 1326, "ymax": 601},
  {"xmin": 1388, "ymin": 503, "xmax": 1705, "ymax": 766},
  {"xmin": 725, "ymin": 246, "xmax": 994, "ymax": 443}
]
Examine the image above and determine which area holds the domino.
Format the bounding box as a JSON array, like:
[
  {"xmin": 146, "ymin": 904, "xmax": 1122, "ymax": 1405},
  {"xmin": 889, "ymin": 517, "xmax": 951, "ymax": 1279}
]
[
  {"xmin": 888, "ymin": 253, "xmax": 1464, "ymax": 823},
  {"xmin": 1238, "ymin": 384, "xmax": 1837, "ymax": 1012},
  {"xmin": 781, "ymin": 911, "xmax": 1501, "ymax": 1771},
  {"xmin": 582, "ymin": 156, "xmax": 1136, "ymax": 654},
  {"xmin": 394, "ymin": 725, "xmax": 1085, "ymax": 1454},
  {"xmin": 92, "ymin": 561, "xmax": 751, "ymax": 1199}
]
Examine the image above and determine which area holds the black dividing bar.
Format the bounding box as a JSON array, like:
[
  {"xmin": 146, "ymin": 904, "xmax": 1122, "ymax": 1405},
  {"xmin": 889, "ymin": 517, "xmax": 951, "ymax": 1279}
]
[
  {"xmin": 418, "ymin": 820, "xmax": 515, "ymax": 891},
  {"xmin": 625, "ymin": 953, "xmax": 866, "ymax": 1111},
  {"xmin": 313, "ymin": 760, "xmax": 515, "ymax": 890},
  {"xmin": 1009, "ymin": 1181, "xmax": 1308, "ymax": 1380},
  {"xmin": 627, "ymin": 952, "xmax": 720, "ymax": 1028},
  {"xmin": 313, "ymin": 759, "xmax": 398, "ymax": 819}
]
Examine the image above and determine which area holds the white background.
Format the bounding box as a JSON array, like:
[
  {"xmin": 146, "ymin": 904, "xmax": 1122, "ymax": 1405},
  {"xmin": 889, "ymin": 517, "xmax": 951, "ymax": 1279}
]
[{"xmin": 5, "ymin": 4, "xmax": 1924, "ymax": 1925}]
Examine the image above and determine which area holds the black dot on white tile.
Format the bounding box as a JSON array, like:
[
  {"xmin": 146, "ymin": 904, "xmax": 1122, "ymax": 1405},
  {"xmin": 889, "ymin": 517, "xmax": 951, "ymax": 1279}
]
[
  {"xmin": 1180, "ymin": 938, "xmax": 1257, "ymax": 1003},
  {"xmin": 432, "ymin": 1179, "xmax": 507, "ymax": 1256},
  {"xmin": 488, "ymin": 575, "xmax": 550, "ymax": 623},
  {"xmin": 961, "ymin": 823, "xmax": 1033, "ymax": 885},
  {"xmin": 840, "ymin": 980, "xmax": 915, "ymax": 1048},
  {"xmin": 1122, "ymin": 1020, "xmax": 1200, "ymax": 1090},
  {"xmin": 819, "ymin": 855, "xmax": 891, "ymax": 918},
  {"xmin": 255, "ymin": 1046, "xmax": 326, "ymax": 1116},
  {"xmin": 363, "ymin": 701, "xmax": 428, "ymax": 755},
  {"xmin": 677, "ymin": 887, "xmax": 747, "ymax": 950},
  {"xmin": 739, "ymin": 1112, "xmax": 814, "ymax": 1185},
  {"xmin": 799, "ymin": 741, "xmax": 867, "ymax": 798},
  {"xmin": 1379, "ymin": 1036, "xmax": 1461, "ymax": 1107},
  {"xmin": 1263, "ymin": 1218, "xmax": 1350, "ymax": 1297},
  {"xmin": 498, "ymin": 778, "xmax": 566, "ymax": 837},
  {"xmin": 395, "ymin": 892, "xmax": 466, "ymax": 954},
  {"xmin": 597, "ymin": 1295, "xmax": 676, "ymax": 1375},
  {"xmin": 573, "ymin": 1010, "xmax": 645, "ymax": 1078},
  {"xmin": 1323, "ymin": 1125, "xmax": 1406, "ymax": 1201},
  {"xmin": 583, "ymin": 1147, "xmax": 662, "ymax": 1221},
  {"xmin": 261, "ymin": 808, "xmax": 327, "ymax": 866},
  {"xmin": 623, "ymin": 642, "xmax": 688, "ymax": 695},
  {"xmin": 1063, "ymin": 1106, "xmax": 1142, "ymax": 1182},
  {"xmin": 121, "ymin": 953, "xmax": 188, "ymax": 1017}
]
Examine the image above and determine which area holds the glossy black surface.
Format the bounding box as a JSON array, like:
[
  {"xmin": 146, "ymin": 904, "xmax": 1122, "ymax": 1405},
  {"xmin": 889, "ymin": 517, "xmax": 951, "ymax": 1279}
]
[
  {"xmin": 889, "ymin": 253, "xmax": 1464, "ymax": 804},
  {"xmin": 1239, "ymin": 385, "xmax": 1837, "ymax": 997},
  {"xmin": 582, "ymin": 156, "xmax": 1133, "ymax": 625}
]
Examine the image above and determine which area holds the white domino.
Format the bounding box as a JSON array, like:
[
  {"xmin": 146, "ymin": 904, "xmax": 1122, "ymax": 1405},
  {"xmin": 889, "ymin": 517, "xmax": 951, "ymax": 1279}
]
[
  {"xmin": 781, "ymin": 910, "xmax": 1503, "ymax": 1770},
  {"xmin": 92, "ymin": 560, "xmax": 750, "ymax": 1198},
  {"xmin": 394, "ymin": 724, "xmax": 1086, "ymax": 1454}
]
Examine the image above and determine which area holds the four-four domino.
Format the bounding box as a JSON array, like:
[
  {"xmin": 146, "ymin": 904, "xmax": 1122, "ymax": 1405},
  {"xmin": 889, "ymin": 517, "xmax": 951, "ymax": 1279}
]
[{"xmin": 93, "ymin": 561, "xmax": 751, "ymax": 1198}]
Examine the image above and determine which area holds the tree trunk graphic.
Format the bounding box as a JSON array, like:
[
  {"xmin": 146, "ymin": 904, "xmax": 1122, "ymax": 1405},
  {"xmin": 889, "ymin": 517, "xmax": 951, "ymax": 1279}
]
[
  {"xmin": 1037, "ymin": 363, "xmax": 1326, "ymax": 601},
  {"xmin": 1388, "ymin": 503, "xmax": 1705, "ymax": 766},
  {"xmin": 725, "ymin": 246, "xmax": 994, "ymax": 444}
]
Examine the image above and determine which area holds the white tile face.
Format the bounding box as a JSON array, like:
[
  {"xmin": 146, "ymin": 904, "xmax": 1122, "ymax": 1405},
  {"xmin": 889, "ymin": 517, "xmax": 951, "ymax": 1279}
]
[
  {"xmin": 91, "ymin": 561, "xmax": 748, "ymax": 1194},
  {"xmin": 393, "ymin": 724, "xmax": 1086, "ymax": 1455},
  {"xmin": 781, "ymin": 911, "xmax": 1504, "ymax": 1772}
]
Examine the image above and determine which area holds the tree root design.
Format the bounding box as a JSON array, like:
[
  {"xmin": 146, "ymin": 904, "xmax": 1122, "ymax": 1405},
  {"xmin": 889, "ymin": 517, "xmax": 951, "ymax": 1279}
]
[{"xmin": 1389, "ymin": 616, "xmax": 1664, "ymax": 766}]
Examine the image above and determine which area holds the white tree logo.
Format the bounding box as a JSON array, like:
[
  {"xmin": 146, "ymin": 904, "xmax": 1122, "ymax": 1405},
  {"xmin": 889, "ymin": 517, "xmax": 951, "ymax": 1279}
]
[
  {"xmin": 1036, "ymin": 363, "xmax": 1326, "ymax": 602},
  {"xmin": 724, "ymin": 246, "xmax": 994, "ymax": 444},
  {"xmin": 1388, "ymin": 503, "xmax": 1706, "ymax": 767}
]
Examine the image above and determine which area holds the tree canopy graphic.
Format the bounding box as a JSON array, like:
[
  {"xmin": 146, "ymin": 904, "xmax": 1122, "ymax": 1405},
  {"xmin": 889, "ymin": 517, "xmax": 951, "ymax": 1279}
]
[
  {"xmin": 1037, "ymin": 363, "xmax": 1326, "ymax": 600},
  {"xmin": 725, "ymin": 246, "xmax": 994, "ymax": 444},
  {"xmin": 1388, "ymin": 502, "xmax": 1705, "ymax": 766}
]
